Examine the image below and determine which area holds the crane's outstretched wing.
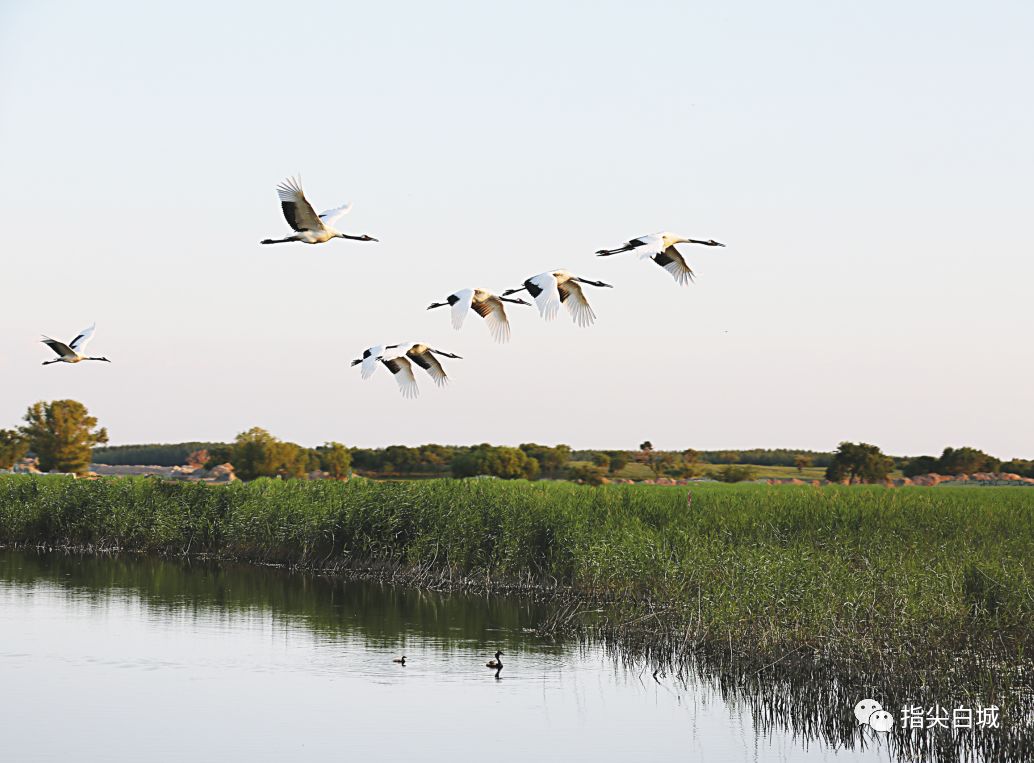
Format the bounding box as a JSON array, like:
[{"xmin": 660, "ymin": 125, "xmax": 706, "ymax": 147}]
[
  {"xmin": 471, "ymin": 292, "xmax": 511, "ymax": 343},
  {"xmin": 41, "ymin": 337, "xmax": 74, "ymax": 358},
  {"xmin": 526, "ymin": 272, "xmax": 561, "ymax": 321},
  {"xmin": 355, "ymin": 345, "xmax": 384, "ymax": 380},
  {"xmin": 638, "ymin": 234, "xmax": 667, "ymax": 258},
  {"xmin": 381, "ymin": 356, "xmax": 419, "ymax": 399},
  {"xmin": 318, "ymin": 202, "xmax": 353, "ymax": 226},
  {"xmin": 449, "ymin": 289, "xmax": 475, "ymax": 330},
  {"xmin": 69, "ymin": 323, "xmax": 96, "ymax": 352},
  {"xmin": 654, "ymin": 247, "xmax": 695, "ymax": 285},
  {"xmin": 276, "ymin": 176, "xmax": 324, "ymax": 232},
  {"xmin": 557, "ymin": 281, "xmax": 597, "ymax": 327},
  {"xmin": 409, "ymin": 348, "xmax": 449, "ymax": 387}
]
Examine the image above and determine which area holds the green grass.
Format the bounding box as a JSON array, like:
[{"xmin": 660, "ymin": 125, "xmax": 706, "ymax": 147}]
[{"xmin": 1, "ymin": 475, "xmax": 1031, "ymax": 666}]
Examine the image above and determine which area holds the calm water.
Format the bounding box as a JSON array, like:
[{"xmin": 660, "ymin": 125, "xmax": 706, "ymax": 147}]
[{"xmin": 0, "ymin": 550, "xmax": 887, "ymax": 762}]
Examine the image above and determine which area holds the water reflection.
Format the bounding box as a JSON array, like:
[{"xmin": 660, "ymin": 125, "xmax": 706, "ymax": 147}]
[{"xmin": 1, "ymin": 549, "xmax": 1026, "ymax": 762}]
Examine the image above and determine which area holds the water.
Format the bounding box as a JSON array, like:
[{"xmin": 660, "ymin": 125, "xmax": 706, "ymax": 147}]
[{"xmin": 0, "ymin": 550, "xmax": 890, "ymax": 762}]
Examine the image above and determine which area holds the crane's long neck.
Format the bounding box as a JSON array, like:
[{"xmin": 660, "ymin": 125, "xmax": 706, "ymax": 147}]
[{"xmin": 596, "ymin": 244, "xmax": 634, "ymax": 256}]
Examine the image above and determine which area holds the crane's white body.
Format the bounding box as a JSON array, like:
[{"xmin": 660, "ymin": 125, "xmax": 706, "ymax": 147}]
[
  {"xmin": 352, "ymin": 345, "xmax": 386, "ymax": 379},
  {"xmin": 596, "ymin": 231, "xmax": 724, "ymax": 286}
]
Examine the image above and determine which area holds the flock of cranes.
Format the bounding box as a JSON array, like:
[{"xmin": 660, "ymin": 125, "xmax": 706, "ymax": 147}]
[{"xmin": 42, "ymin": 176, "xmax": 724, "ymax": 399}]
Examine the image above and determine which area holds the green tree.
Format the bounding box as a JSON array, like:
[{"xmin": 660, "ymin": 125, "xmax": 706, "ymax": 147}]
[
  {"xmin": 825, "ymin": 442, "xmax": 893, "ymax": 484},
  {"xmin": 715, "ymin": 451, "xmax": 740, "ymax": 464},
  {"xmin": 519, "ymin": 443, "xmax": 571, "ymax": 477},
  {"xmin": 452, "ymin": 444, "xmax": 539, "ymax": 479},
  {"xmin": 711, "ymin": 464, "xmax": 757, "ymax": 483},
  {"xmin": 230, "ymin": 427, "xmax": 311, "ymax": 480},
  {"xmin": 0, "ymin": 429, "xmax": 29, "ymax": 469},
  {"xmin": 231, "ymin": 427, "xmax": 280, "ymax": 480},
  {"xmin": 1001, "ymin": 459, "xmax": 1034, "ymax": 478},
  {"xmin": 680, "ymin": 449, "xmax": 700, "ymax": 477},
  {"xmin": 794, "ymin": 454, "xmax": 812, "ymax": 474},
  {"xmin": 589, "ymin": 451, "xmax": 611, "ymax": 470},
  {"xmin": 606, "ymin": 451, "xmax": 629, "ymax": 474},
  {"xmin": 638, "ymin": 441, "xmax": 656, "ymax": 475},
  {"xmin": 20, "ymin": 400, "xmax": 109, "ymax": 474},
  {"xmin": 566, "ymin": 462, "xmax": 606, "ymax": 485},
  {"xmin": 936, "ymin": 447, "xmax": 1000, "ymax": 475},
  {"xmin": 203, "ymin": 445, "xmax": 235, "ymax": 469},
  {"xmin": 317, "ymin": 442, "xmax": 352, "ymax": 478},
  {"xmin": 902, "ymin": 455, "xmax": 939, "ymax": 478}
]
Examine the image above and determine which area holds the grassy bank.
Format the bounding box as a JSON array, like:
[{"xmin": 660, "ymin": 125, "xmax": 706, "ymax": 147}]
[{"xmin": 1, "ymin": 475, "xmax": 1032, "ymax": 663}]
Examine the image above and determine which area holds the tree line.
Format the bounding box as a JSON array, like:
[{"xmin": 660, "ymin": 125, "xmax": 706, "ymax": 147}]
[{"xmin": 4, "ymin": 399, "xmax": 1031, "ymax": 482}]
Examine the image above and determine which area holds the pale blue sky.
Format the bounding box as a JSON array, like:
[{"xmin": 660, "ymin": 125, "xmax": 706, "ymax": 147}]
[{"xmin": 1, "ymin": 1, "xmax": 1031, "ymax": 457}]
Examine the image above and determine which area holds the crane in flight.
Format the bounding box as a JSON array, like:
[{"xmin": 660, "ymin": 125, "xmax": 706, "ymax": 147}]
[{"xmin": 260, "ymin": 176, "xmax": 378, "ymax": 245}]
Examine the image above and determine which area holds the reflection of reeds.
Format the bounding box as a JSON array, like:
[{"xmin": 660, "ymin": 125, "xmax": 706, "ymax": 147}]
[{"xmin": 2, "ymin": 475, "xmax": 1033, "ymax": 759}]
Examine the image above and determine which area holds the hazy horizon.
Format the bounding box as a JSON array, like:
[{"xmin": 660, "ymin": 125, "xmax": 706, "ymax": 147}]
[{"xmin": 2, "ymin": 1, "xmax": 1031, "ymax": 458}]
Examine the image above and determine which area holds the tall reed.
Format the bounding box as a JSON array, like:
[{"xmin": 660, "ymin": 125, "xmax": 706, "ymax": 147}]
[{"xmin": 2, "ymin": 475, "xmax": 1032, "ymax": 661}]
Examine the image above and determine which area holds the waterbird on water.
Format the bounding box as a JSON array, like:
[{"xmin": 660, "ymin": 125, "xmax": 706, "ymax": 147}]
[
  {"xmin": 41, "ymin": 324, "xmax": 110, "ymax": 365},
  {"xmin": 426, "ymin": 288, "xmax": 530, "ymax": 343},
  {"xmin": 393, "ymin": 655, "xmax": 406, "ymax": 665},
  {"xmin": 260, "ymin": 176, "xmax": 378, "ymax": 245},
  {"xmin": 596, "ymin": 232, "xmax": 724, "ymax": 285},
  {"xmin": 502, "ymin": 271, "xmax": 612, "ymax": 327},
  {"xmin": 486, "ymin": 651, "xmax": 503, "ymax": 669}
]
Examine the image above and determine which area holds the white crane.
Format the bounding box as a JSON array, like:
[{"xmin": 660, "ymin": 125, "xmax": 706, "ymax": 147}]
[
  {"xmin": 502, "ymin": 270, "xmax": 612, "ymax": 327},
  {"xmin": 368, "ymin": 343, "xmax": 462, "ymax": 398},
  {"xmin": 350, "ymin": 345, "xmax": 386, "ymax": 380},
  {"xmin": 426, "ymin": 288, "xmax": 530, "ymax": 343},
  {"xmin": 386, "ymin": 344, "xmax": 462, "ymax": 387},
  {"xmin": 596, "ymin": 232, "xmax": 724, "ymax": 285},
  {"xmin": 41, "ymin": 324, "xmax": 110, "ymax": 365},
  {"xmin": 260, "ymin": 176, "xmax": 378, "ymax": 245}
]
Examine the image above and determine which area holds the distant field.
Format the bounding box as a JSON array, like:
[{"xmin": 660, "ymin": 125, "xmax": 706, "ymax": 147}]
[{"xmin": 587, "ymin": 461, "xmax": 848, "ymax": 481}]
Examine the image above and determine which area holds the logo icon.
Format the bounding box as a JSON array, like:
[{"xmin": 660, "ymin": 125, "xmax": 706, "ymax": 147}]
[{"xmin": 854, "ymin": 699, "xmax": 891, "ymax": 733}]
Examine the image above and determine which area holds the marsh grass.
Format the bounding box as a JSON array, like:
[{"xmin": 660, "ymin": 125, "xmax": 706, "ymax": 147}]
[{"xmin": 2, "ymin": 475, "xmax": 1032, "ymax": 672}]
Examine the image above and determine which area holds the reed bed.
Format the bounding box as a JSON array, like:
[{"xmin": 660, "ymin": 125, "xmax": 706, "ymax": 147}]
[{"xmin": 2, "ymin": 475, "xmax": 1032, "ymax": 665}]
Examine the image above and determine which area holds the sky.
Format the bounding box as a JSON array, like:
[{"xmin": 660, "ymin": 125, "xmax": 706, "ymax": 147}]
[{"xmin": 1, "ymin": 1, "xmax": 1031, "ymax": 457}]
